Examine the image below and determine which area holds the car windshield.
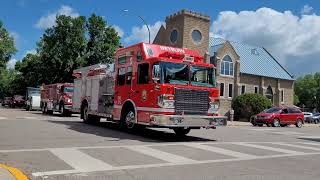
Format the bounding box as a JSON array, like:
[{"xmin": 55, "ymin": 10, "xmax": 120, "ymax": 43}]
[
  {"xmin": 14, "ymin": 95, "xmax": 24, "ymax": 100},
  {"xmin": 160, "ymin": 62, "xmax": 189, "ymax": 85},
  {"xmin": 64, "ymin": 86, "xmax": 74, "ymax": 93},
  {"xmin": 314, "ymin": 113, "xmax": 320, "ymax": 116},
  {"xmin": 190, "ymin": 65, "xmax": 215, "ymax": 87},
  {"xmin": 265, "ymin": 107, "xmax": 281, "ymax": 113}
]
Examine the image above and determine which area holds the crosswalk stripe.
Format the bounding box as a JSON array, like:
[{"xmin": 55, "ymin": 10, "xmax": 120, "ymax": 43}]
[
  {"xmin": 300, "ymin": 142, "xmax": 320, "ymax": 146},
  {"xmin": 0, "ymin": 117, "xmax": 8, "ymax": 120},
  {"xmin": 50, "ymin": 148, "xmax": 113, "ymax": 171},
  {"xmin": 273, "ymin": 143, "xmax": 320, "ymax": 151},
  {"xmin": 184, "ymin": 143, "xmax": 257, "ymax": 159},
  {"xmin": 126, "ymin": 146, "xmax": 198, "ymax": 164},
  {"xmin": 232, "ymin": 142, "xmax": 303, "ymax": 154}
]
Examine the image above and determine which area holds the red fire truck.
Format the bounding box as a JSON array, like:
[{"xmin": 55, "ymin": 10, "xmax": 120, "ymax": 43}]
[
  {"xmin": 40, "ymin": 83, "xmax": 74, "ymax": 116},
  {"xmin": 73, "ymin": 43, "xmax": 226, "ymax": 136}
]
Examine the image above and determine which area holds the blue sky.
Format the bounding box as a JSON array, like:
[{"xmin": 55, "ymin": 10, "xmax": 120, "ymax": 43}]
[{"xmin": 1, "ymin": 0, "xmax": 320, "ymax": 77}]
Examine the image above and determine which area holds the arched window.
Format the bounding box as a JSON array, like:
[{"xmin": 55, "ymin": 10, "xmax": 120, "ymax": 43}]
[
  {"xmin": 266, "ymin": 85, "xmax": 273, "ymax": 103},
  {"xmin": 220, "ymin": 55, "xmax": 234, "ymax": 76}
]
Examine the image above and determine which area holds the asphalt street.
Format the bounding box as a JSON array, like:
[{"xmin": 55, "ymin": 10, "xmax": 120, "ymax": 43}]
[{"xmin": 0, "ymin": 107, "xmax": 320, "ymax": 180}]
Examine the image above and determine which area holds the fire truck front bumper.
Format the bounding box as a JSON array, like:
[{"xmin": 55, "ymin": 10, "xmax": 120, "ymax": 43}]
[
  {"xmin": 149, "ymin": 114, "xmax": 227, "ymax": 128},
  {"xmin": 64, "ymin": 104, "xmax": 73, "ymax": 110}
]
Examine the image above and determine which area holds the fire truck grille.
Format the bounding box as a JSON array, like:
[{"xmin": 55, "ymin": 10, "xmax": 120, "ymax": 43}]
[{"xmin": 175, "ymin": 88, "xmax": 209, "ymax": 115}]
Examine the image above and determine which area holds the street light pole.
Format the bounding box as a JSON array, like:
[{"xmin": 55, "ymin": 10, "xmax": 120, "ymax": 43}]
[{"xmin": 123, "ymin": 9, "xmax": 151, "ymax": 44}]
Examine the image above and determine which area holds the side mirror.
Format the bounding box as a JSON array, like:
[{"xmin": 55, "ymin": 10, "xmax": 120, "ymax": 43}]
[{"xmin": 152, "ymin": 77, "xmax": 160, "ymax": 83}]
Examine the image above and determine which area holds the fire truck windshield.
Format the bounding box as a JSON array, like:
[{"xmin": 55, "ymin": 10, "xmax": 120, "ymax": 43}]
[
  {"xmin": 190, "ymin": 65, "xmax": 215, "ymax": 87},
  {"xmin": 161, "ymin": 62, "xmax": 189, "ymax": 85},
  {"xmin": 153, "ymin": 62, "xmax": 215, "ymax": 87},
  {"xmin": 64, "ymin": 86, "xmax": 74, "ymax": 93}
]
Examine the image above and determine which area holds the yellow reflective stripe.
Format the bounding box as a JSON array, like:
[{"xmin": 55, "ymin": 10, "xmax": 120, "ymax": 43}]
[{"xmin": 0, "ymin": 164, "xmax": 29, "ymax": 180}]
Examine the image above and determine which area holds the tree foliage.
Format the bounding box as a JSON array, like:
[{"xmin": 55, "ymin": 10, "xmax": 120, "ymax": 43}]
[
  {"xmin": 85, "ymin": 14, "xmax": 120, "ymax": 66},
  {"xmin": 0, "ymin": 20, "xmax": 16, "ymax": 70},
  {"xmin": 4, "ymin": 14, "xmax": 121, "ymax": 97},
  {"xmin": 232, "ymin": 93, "xmax": 272, "ymax": 121},
  {"xmin": 294, "ymin": 73, "xmax": 320, "ymax": 111}
]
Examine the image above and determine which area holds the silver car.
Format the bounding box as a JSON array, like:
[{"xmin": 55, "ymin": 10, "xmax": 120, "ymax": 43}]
[{"xmin": 303, "ymin": 112, "xmax": 313, "ymax": 123}]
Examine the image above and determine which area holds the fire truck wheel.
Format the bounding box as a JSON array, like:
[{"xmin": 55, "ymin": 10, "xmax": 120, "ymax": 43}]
[
  {"xmin": 82, "ymin": 105, "xmax": 100, "ymax": 124},
  {"xmin": 42, "ymin": 104, "xmax": 47, "ymax": 114},
  {"xmin": 60, "ymin": 104, "xmax": 71, "ymax": 117},
  {"xmin": 173, "ymin": 128, "xmax": 191, "ymax": 136},
  {"xmin": 121, "ymin": 109, "xmax": 136, "ymax": 130}
]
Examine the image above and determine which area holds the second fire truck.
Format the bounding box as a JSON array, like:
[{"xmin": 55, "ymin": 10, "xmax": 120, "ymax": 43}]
[{"xmin": 73, "ymin": 43, "xmax": 227, "ymax": 136}]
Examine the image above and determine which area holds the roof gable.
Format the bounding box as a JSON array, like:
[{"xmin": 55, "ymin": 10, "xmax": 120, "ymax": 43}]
[{"xmin": 209, "ymin": 37, "xmax": 294, "ymax": 80}]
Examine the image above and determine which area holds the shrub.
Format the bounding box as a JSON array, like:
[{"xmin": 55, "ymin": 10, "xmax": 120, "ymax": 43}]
[{"xmin": 232, "ymin": 93, "xmax": 272, "ymax": 121}]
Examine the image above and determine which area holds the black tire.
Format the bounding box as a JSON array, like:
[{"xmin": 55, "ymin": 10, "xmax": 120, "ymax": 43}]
[
  {"xmin": 257, "ymin": 124, "xmax": 263, "ymax": 127},
  {"xmin": 120, "ymin": 108, "xmax": 136, "ymax": 130},
  {"xmin": 272, "ymin": 118, "xmax": 280, "ymax": 127},
  {"xmin": 280, "ymin": 124, "xmax": 288, "ymax": 127},
  {"xmin": 296, "ymin": 119, "xmax": 303, "ymax": 128},
  {"xmin": 42, "ymin": 103, "xmax": 47, "ymax": 114},
  {"xmin": 60, "ymin": 104, "xmax": 71, "ymax": 117},
  {"xmin": 26, "ymin": 105, "xmax": 30, "ymax": 111},
  {"xmin": 82, "ymin": 104, "xmax": 100, "ymax": 124},
  {"xmin": 47, "ymin": 110, "xmax": 53, "ymax": 115},
  {"xmin": 173, "ymin": 128, "xmax": 191, "ymax": 136},
  {"xmin": 314, "ymin": 119, "xmax": 319, "ymax": 124}
]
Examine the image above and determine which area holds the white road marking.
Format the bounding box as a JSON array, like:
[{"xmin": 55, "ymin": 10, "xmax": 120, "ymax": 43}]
[
  {"xmin": 32, "ymin": 151, "xmax": 320, "ymax": 177},
  {"xmin": 273, "ymin": 143, "xmax": 320, "ymax": 151},
  {"xmin": 299, "ymin": 142, "xmax": 320, "ymax": 146},
  {"xmin": 183, "ymin": 143, "xmax": 257, "ymax": 159},
  {"xmin": 271, "ymin": 131, "xmax": 305, "ymax": 135},
  {"xmin": 0, "ymin": 117, "xmax": 8, "ymax": 120},
  {"xmin": 50, "ymin": 148, "xmax": 113, "ymax": 171},
  {"xmin": 250, "ymin": 129, "xmax": 276, "ymax": 131},
  {"xmin": 24, "ymin": 117, "xmax": 37, "ymax": 119},
  {"xmin": 0, "ymin": 142, "xmax": 302, "ymax": 153},
  {"xmin": 126, "ymin": 146, "xmax": 198, "ymax": 164},
  {"xmin": 233, "ymin": 142, "xmax": 303, "ymax": 154}
]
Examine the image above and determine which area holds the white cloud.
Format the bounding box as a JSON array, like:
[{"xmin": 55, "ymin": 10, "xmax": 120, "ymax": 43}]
[
  {"xmin": 112, "ymin": 25, "xmax": 124, "ymax": 38},
  {"xmin": 124, "ymin": 21, "xmax": 164, "ymax": 44},
  {"xmin": 36, "ymin": 5, "xmax": 79, "ymax": 29},
  {"xmin": 9, "ymin": 32, "xmax": 20, "ymax": 46},
  {"xmin": 7, "ymin": 59, "xmax": 17, "ymax": 69},
  {"xmin": 212, "ymin": 7, "xmax": 320, "ymax": 76},
  {"xmin": 301, "ymin": 5, "xmax": 313, "ymax": 15},
  {"xmin": 24, "ymin": 49, "xmax": 37, "ymax": 56}
]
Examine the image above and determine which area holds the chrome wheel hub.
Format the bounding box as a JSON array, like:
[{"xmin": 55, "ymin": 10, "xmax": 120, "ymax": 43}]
[{"xmin": 125, "ymin": 111, "xmax": 135, "ymax": 129}]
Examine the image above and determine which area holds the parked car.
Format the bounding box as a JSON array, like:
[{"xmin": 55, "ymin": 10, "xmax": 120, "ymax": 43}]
[
  {"xmin": 253, "ymin": 106, "xmax": 304, "ymax": 128},
  {"xmin": 311, "ymin": 113, "xmax": 320, "ymax": 124},
  {"xmin": 9, "ymin": 95, "xmax": 25, "ymax": 108},
  {"xmin": 1, "ymin": 97, "xmax": 12, "ymax": 107},
  {"xmin": 303, "ymin": 112, "xmax": 314, "ymax": 123}
]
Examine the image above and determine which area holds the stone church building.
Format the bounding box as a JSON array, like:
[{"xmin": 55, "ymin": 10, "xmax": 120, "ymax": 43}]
[{"xmin": 153, "ymin": 9, "xmax": 295, "ymax": 115}]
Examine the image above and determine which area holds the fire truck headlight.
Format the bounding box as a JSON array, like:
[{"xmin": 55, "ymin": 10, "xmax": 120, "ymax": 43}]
[
  {"xmin": 67, "ymin": 99, "xmax": 72, "ymax": 103},
  {"xmin": 209, "ymin": 102, "xmax": 219, "ymax": 110},
  {"xmin": 158, "ymin": 94, "xmax": 175, "ymax": 108}
]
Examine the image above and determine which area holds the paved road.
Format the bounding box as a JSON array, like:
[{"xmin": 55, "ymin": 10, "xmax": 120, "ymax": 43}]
[{"xmin": 0, "ymin": 107, "xmax": 320, "ymax": 180}]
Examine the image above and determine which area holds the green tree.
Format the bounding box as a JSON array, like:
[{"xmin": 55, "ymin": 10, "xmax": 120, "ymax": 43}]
[
  {"xmin": 232, "ymin": 93, "xmax": 272, "ymax": 121},
  {"xmin": 37, "ymin": 15, "xmax": 87, "ymax": 84},
  {"xmin": 84, "ymin": 14, "xmax": 120, "ymax": 66},
  {"xmin": 294, "ymin": 74, "xmax": 318, "ymax": 109},
  {"xmin": 15, "ymin": 53, "xmax": 42, "ymax": 87},
  {"xmin": 0, "ymin": 21, "xmax": 16, "ymax": 70}
]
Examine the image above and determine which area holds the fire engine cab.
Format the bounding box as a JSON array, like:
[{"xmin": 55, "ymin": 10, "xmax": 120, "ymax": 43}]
[{"xmin": 73, "ymin": 43, "xmax": 227, "ymax": 136}]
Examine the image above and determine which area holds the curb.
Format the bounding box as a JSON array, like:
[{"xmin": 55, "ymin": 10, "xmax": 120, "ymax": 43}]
[{"xmin": 0, "ymin": 164, "xmax": 29, "ymax": 180}]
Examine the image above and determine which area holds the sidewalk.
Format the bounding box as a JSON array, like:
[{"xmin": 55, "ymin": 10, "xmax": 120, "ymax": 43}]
[
  {"xmin": 227, "ymin": 121, "xmax": 320, "ymax": 128},
  {"xmin": 0, "ymin": 164, "xmax": 29, "ymax": 180}
]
